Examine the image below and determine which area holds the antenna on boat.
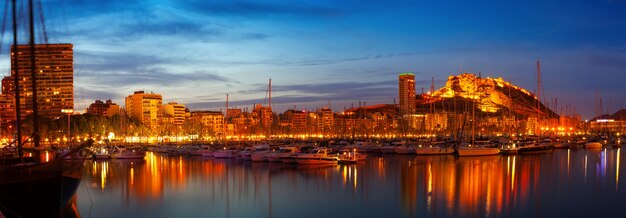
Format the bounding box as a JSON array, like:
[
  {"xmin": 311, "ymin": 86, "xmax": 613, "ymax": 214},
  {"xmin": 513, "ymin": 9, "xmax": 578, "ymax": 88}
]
[{"xmin": 29, "ymin": 0, "xmax": 41, "ymax": 148}]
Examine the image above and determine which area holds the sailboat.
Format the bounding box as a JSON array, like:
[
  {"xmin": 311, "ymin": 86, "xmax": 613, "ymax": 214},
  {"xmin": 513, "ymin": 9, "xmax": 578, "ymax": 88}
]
[
  {"xmin": 518, "ymin": 61, "xmax": 553, "ymax": 154},
  {"xmin": 0, "ymin": 0, "xmax": 93, "ymax": 217},
  {"xmin": 456, "ymin": 73, "xmax": 500, "ymax": 157}
]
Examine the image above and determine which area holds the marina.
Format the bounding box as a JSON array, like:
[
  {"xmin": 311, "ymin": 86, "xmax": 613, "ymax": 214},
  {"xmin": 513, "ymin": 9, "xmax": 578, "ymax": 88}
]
[{"xmin": 73, "ymin": 146, "xmax": 624, "ymax": 218}]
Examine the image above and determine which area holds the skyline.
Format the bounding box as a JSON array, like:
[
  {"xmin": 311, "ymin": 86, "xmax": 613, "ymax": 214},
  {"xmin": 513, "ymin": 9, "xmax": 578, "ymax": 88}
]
[{"xmin": 0, "ymin": 1, "xmax": 625, "ymax": 119}]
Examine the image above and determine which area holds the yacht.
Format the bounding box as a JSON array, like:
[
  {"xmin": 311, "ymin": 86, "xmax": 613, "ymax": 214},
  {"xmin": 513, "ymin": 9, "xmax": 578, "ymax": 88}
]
[
  {"xmin": 585, "ymin": 139, "xmax": 603, "ymax": 149},
  {"xmin": 294, "ymin": 148, "xmax": 339, "ymax": 165},
  {"xmin": 111, "ymin": 147, "xmax": 146, "ymax": 159},
  {"xmin": 265, "ymin": 146, "xmax": 299, "ymax": 162},
  {"xmin": 456, "ymin": 142, "xmax": 500, "ymax": 157},
  {"xmin": 214, "ymin": 148, "xmax": 239, "ymax": 158}
]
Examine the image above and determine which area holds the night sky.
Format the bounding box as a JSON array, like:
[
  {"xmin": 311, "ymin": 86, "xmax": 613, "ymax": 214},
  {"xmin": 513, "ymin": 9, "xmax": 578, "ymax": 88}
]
[{"xmin": 1, "ymin": 0, "xmax": 625, "ymax": 119}]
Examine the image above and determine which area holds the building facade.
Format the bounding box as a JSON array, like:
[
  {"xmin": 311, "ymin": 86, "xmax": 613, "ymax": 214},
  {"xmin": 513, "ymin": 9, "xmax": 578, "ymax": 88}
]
[
  {"xmin": 190, "ymin": 111, "xmax": 224, "ymax": 136},
  {"xmin": 399, "ymin": 73, "xmax": 416, "ymax": 116},
  {"xmin": 125, "ymin": 91, "xmax": 163, "ymax": 129},
  {"xmin": 163, "ymin": 102, "xmax": 186, "ymax": 126},
  {"xmin": 3, "ymin": 43, "xmax": 73, "ymax": 119},
  {"xmin": 87, "ymin": 99, "xmax": 120, "ymax": 117}
]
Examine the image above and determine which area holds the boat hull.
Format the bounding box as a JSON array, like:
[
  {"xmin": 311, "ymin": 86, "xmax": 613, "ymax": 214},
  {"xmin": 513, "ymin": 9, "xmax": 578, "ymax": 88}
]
[
  {"xmin": 518, "ymin": 144, "xmax": 553, "ymax": 154},
  {"xmin": 457, "ymin": 148, "xmax": 500, "ymax": 157},
  {"xmin": 585, "ymin": 142, "xmax": 602, "ymax": 149},
  {"xmin": 415, "ymin": 147, "xmax": 455, "ymax": 155},
  {"xmin": 295, "ymin": 157, "xmax": 338, "ymax": 165},
  {"xmin": 0, "ymin": 161, "xmax": 83, "ymax": 218}
]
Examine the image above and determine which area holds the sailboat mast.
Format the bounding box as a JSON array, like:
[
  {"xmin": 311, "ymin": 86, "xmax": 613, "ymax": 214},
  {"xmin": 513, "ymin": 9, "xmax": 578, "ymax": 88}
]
[
  {"xmin": 12, "ymin": 0, "xmax": 22, "ymax": 158},
  {"xmin": 537, "ymin": 60, "xmax": 541, "ymax": 140},
  {"xmin": 29, "ymin": 0, "xmax": 40, "ymax": 148}
]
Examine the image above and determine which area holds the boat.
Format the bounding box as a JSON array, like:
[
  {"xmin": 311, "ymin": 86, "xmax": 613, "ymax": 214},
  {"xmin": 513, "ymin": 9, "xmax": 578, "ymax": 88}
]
[
  {"xmin": 518, "ymin": 142, "xmax": 553, "ymax": 154},
  {"xmin": 265, "ymin": 146, "xmax": 299, "ymax": 162},
  {"xmin": 213, "ymin": 148, "xmax": 239, "ymax": 158},
  {"xmin": 250, "ymin": 144, "xmax": 271, "ymax": 162},
  {"xmin": 187, "ymin": 145, "xmax": 213, "ymax": 157},
  {"xmin": 553, "ymin": 142, "xmax": 570, "ymax": 149},
  {"xmin": 585, "ymin": 139, "xmax": 603, "ymax": 149},
  {"xmin": 0, "ymin": 0, "xmax": 94, "ymax": 215},
  {"xmin": 415, "ymin": 144, "xmax": 455, "ymax": 155},
  {"xmin": 0, "ymin": 140, "xmax": 93, "ymax": 217},
  {"xmin": 294, "ymin": 148, "xmax": 339, "ymax": 165},
  {"xmin": 457, "ymin": 146, "xmax": 501, "ymax": 156},
  {"xmin": 394, "ymin": 145, "xmax": 417, "ymax": 154},
  {"xmin": 338, "ymin": 148, "xmax": 367, "ymax": 164},
  {"xmin": 111, "ymin": 147, "xmax": 146, "ymax": 159},
  {"xmin": 499, "ymin": 141, "xmax": 519, "ymax": 155}
]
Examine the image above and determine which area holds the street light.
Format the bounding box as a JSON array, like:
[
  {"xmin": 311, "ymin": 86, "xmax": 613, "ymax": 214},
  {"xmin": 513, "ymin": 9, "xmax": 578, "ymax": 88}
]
[{"xmin": 61, "ymin": 109, "xmax": 74, "ymax": 146}]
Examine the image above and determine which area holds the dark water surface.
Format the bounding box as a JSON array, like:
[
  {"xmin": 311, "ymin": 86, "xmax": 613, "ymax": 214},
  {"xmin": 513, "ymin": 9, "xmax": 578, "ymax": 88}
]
[{"xmin": 76, "ymin": 148, "xmax": 624, "ymax": 218}]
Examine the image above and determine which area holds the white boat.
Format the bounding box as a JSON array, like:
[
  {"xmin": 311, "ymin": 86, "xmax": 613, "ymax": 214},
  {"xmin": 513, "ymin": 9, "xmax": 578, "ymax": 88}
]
[
  {"xmin": 111, "ymin": 147, "xmax": 145, "ymax": 159},
  {"xmin": 415, "ymin": 145, "xmax": 455, "ymax": 155},
  {"xmin": 338, "ymin": 148, "xmax": 367, "ymax": 163},
  {"xmin": 266, "ymin": 146, "xmax": 299, "ymax": 162},
  {"xmin": 456, "ymin": 143, "xmax": 500, "ymax": 157},
  {"xmin": 294, "ymin": 148, "xmax": 339, "ymax": 165}
]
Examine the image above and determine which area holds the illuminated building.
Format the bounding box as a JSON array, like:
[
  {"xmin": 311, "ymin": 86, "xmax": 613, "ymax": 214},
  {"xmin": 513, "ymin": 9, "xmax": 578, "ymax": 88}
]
[
  {"xmin": 190, "ymin": 111, "xmax": 224, "ymax": 136},
  {"xmin": 282, "ymin": 109, "xmax": 307, "ymax": 129},
  {"xmin": 87, "ymin": 99, "xmax": 120, "ymax": 117},
  {"xmin": 125, "ymin": 91, "xmax": 163, "ymax": 129},
  {"xmin": 163, "ymin": 102, "xmax": 187, "ymax": 126},
  {"xmin": 3, "ymin": 43, "xmax": 73, "ymax": 119},
  {"xmin": 253, "ymin": 104, "xmax": 273, "ymax": 128},
  {"xmin": 399, "ymin": 73, "xmax": 416, "ymax": 115},
  {"xmin": 318, "ymin": 107, "xmax": 334, "ymax": 131}
]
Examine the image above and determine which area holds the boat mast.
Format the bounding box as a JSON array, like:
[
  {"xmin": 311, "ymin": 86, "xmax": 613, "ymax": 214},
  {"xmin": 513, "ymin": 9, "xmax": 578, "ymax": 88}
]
[
  {"xmin": 537, "ymin": 60, "xmax": 541, "ymax": 142},
  {"xmin": 12, "ymin": 0, "xmax": 22, "ymax": 158},
  {"xmin": 29, "ymin": 0, "xmax": 40, "ymax": 148}
]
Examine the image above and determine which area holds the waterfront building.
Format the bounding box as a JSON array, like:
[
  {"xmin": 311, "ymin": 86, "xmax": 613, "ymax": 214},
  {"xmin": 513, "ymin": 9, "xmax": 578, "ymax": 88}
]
[
  {"xmin": 253, "ymin": 104, "xmax": 273, "ymax": 128},
  {"xmin": 86, "ymin": 99, "xmax": 119, "ymax": 117},
  {"xmin": 190, "ymin": 111, "xmax": 224, "ymax": 136},
  {"xmin": 398, "ymin": 72, "xmax": 416, "ymax": 116},
  {"xmin": 2, "ymin": 43, "xmax": 73, "ymax": 119},
  {"xmin": 318, "ymin": 107, "xmax": 334, "ymax": 132},
  {"xmin": 125, "ymin": 91, "xmax": 163, "ymax": 129},
  {"xmin": 163, "ymin": 102, "xmax": 186, "ymax": 126}
]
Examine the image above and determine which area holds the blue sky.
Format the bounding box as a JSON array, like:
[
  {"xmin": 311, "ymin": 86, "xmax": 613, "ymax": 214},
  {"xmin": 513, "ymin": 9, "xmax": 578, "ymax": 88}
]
[{"xmin": 1, "ymin": 0, "xmax": 625, "ymax": 119}]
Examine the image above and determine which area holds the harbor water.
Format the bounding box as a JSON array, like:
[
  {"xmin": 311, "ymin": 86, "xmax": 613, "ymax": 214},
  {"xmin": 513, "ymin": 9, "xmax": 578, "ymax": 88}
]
[{"xmin": 75, "ymin": 148, "xmax": 624, "ymax": 217}]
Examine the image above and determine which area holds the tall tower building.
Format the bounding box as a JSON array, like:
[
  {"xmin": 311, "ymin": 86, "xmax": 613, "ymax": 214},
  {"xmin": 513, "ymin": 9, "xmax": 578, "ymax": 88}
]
[
  {"xmin": 398, "ymin": 73, "xmax": 416, "ymax": 115},
  {"xmin": 3, "ymin": 43, "xmax": 74, "ymax": 119},
  {"xmin": 125, "ymin": 91, "xmax": 163, "ymax": 129}
]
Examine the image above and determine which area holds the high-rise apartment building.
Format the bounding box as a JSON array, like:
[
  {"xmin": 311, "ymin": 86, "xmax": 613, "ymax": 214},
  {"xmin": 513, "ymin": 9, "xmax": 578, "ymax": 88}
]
[
  {"xmin": 2, "ymin": 43, "xmax": 73, "ymax": 119},
  {"xmin": 163, "ymin": 102, "xmax": 186, "ymax": 126},
  {"xmin": 398, "ymin": 73, "xmax": 416, "ymax": 115},
  {"xmin": 125, "ymin": 91, "xmax": 163, "ymax": 129}
]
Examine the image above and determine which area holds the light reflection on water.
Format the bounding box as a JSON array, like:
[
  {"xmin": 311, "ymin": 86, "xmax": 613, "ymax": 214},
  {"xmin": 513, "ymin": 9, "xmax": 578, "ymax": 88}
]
[{"xmin": 77, "ymin": 148, "xmax": 624, "ymax": 218}]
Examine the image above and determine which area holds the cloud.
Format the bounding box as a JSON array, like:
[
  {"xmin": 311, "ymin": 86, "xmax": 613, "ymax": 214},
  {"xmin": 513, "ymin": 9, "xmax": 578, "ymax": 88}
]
[
  {"xmin": 178, "ymin": 1, "xmax": 346, "ymax": 18},
  {"xmin": 74, "ymin": 51, "xmax": 233, "ymax": 87},
  {"xmin": 78, "ymin": 69, "xmax": 232, "ymax": 87}
]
